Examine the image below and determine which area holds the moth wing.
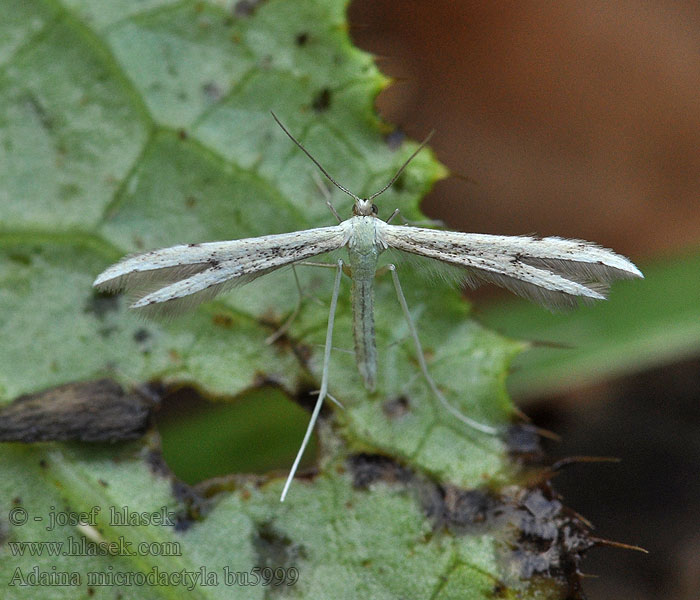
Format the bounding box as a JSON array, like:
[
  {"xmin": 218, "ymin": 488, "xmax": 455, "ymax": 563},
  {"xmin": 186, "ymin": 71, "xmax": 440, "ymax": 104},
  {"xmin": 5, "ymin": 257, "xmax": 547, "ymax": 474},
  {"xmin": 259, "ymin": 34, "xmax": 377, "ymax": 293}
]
[
  {"xmin": 93, "ymin": 224, "xmax": 349, "ymax": 316},
  {"xmin": 380, "ymin": 224, "xmax": 642, "ymax": 309}
]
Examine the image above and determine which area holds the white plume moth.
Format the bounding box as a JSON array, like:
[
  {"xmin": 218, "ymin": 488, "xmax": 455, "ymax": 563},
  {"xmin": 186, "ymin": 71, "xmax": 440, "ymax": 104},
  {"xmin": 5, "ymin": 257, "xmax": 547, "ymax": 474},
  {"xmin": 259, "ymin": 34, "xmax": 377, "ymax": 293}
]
[{"xmin": 94, "ymin": 113, "xmax": 643, "ymax": 500}]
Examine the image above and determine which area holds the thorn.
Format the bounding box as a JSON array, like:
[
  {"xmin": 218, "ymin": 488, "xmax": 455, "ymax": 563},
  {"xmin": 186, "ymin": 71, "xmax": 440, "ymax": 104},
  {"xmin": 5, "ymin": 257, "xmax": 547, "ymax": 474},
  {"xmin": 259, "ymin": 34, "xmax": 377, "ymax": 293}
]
[
  {"xmin": 529, "ymin": 339, "xmax": 575, "ymax": 350},
  {"xmin": 578, "ymin": 571, "xmax": 600, "ymax": 579},
  {"xmin": 510, "ymin": 406, "xmax": 561, "ymax": 441},
  {"xmin": 551, "ymin": 456, "xmax": 621, "ymax": 471},
  {"xmin": 590, "ymin": 537, "xmax": 648, "ymax": 554},
  {"xmin": 567, "ymin": 507, "xmax": 594, "ymax": 529},
  {"xmin": 534, "ymin": 426, "xmax": 561, "ymax": 442}
]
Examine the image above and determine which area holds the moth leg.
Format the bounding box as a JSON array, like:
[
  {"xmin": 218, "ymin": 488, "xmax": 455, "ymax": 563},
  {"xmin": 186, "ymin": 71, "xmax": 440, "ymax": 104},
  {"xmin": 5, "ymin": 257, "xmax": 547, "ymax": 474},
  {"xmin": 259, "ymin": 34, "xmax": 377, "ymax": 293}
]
[
  {"xmin": 280, "ymin": 259, "xmax": 344, "ymax": 502},
  {"xmin": 385, "ymin": 208, "xmax": 443, "ymax": 228},
  {"xmin": 312, "ymin": 170, "xmax": 342, "ymax": 223},
  {"xmin": 265, "ymin": 261, "xmax": 340, "ymax": 344},
  {"xmin": 265, "ymin": 265, "xmax": 305, "ymax": 344},
  {"xmin": 300, "ymin": 260, "xmax": 352, "ymax": 279},
  {"xmin": 385, "ymin": 264, "xmax": 499, "ymax": 435}
]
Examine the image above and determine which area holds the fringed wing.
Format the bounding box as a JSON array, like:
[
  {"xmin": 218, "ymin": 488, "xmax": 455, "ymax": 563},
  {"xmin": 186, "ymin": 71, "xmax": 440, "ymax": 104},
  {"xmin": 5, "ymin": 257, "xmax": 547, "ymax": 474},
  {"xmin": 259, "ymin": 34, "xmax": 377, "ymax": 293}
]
[
  {"xmin": 380, "ymin": 225, "xmax": 643, "ymax": 309},
  {"xmin": 93, "ymin": 225, "xmax": 348, "ymax": 315}
]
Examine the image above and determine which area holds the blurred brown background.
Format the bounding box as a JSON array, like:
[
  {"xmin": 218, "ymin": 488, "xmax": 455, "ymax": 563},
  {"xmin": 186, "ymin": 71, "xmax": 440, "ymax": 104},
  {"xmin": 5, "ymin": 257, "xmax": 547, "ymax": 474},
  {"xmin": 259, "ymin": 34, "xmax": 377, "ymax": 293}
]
[{"xmin": 347, "ymin": 2, "xmax": 700, "ymax": 599}]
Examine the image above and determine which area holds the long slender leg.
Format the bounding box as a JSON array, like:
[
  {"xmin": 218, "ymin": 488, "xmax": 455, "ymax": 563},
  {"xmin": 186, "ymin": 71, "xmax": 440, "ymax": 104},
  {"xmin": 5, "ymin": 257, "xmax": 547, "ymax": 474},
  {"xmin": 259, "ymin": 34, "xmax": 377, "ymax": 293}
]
[
  {"xmin": 280, "ymin": 259, "xmax": 344, "ymax": 502},
  {"xmin": 297, "ymin": 261, "xmax": 340, "ymax": 269},
  {"xmin": 266, "ymin": 261, "xmax": 340, "ymax": 344},
  {"xmin": 312, "ymin": 171, "xmax": 342, "ymax": 223},
  {"xmin": 265, "ymin": 266, "xmax": 304, "ymax": 344},
  {"xmin": 386, "ymin": 264, "xmax": 499, "ymax": 435},
  {"xmin": 385, "ymin": 208, "xmax": 443, "ymax": 228}
]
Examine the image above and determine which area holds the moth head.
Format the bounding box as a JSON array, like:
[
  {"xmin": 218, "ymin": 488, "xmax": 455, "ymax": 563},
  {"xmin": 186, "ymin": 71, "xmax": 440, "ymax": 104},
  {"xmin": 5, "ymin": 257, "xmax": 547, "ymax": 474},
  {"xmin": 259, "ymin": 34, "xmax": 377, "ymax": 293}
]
[{"xmin": 353, "ymin": 199, "xmax": 378, "ymax": 217}]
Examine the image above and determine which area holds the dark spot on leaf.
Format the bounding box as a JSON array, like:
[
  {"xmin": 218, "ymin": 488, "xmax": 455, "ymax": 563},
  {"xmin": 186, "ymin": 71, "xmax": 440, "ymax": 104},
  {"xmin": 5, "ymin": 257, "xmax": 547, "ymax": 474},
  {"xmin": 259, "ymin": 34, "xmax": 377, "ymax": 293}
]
[
  {"xmin": 145, "ymin": 448, "xmax": 173, "ymax": 478},
  {"xmin": 0, "ymin": 379, "xmax": 155, "ymax": 443},
  {"xmin": 253, "ymin": 521, "xmax": 307, "ymax": 569},
  {"xmin": 292, "ymin": 340, "xmax": 313, "ymax": 365},
  {"xmin": 168, "ymin": 349, "xmax": 182, "ymax": 363},
  {"xmin": 391, "ymin": 173, "xmax": 406, "ymax": 192},
  {"xmin": 98, "ymin": 479, "xmax": 108, "ymax": 488},
  {"xmin": 86, "ymin": 587, "xmax": 94, "ymax": 597},
  {"xmin": 98, "ymin": 325, "xmax": 118, "ymax": 338},
  {"xmin": 212, "ymin": 313, "xmax": 233, "ymax": 327},
  {"xmin": 348, "ymin": 453, "xmax": 413, "ymax": 488},
  {"xmin": 428, "ymin": 486, "xmax": 498, "ymax": 531},
  {"xmin": 233, "ymin": 0, "xmax": 261, "ymax": 17},
  {"xmin": 295, "ymin": 32, "xmax": 309, "ymax": 46},
  {"xmin": 39, "ymin": 459, "xmax": 47, "ymax": 469},
  {"xmin": 133, "ymin": 328, "xmax": 150, "ymax": 343},
  {"xmin": 491, "ymin": 582, "xmax": 507, "ymax": 598},
  {"xmin": 185, "ymin": 195, "xmax": 197, "ymax": 208},
  {"xmin": 171, "ymin": 480, "xmax": 208, "ymax": 531},
  {"xmin": 384, "ymin": 129, "xmax": 405, "ymax": 150},
  {"xmin": 382, "ymin": 396, "xmax": 410, "ymax": 418},
  {"xmin": 7, "ymin": 252, "xmax": 31, "ymax": 266},
  {"xmin": 311, "ymin": 88, "xmax": 332, "ymax": 112},
  {"xmin": 202, "ymin": 81, "xmax": 223, "ymax": 101},
  {"xmin": 178, "ymin": 129, "xmax": 188, "ymax": 140},
  {"xmin": 59, "ymin": 182, "xmax": 81, "ymax": 201},
  {"xmin": 12, "ymin": 497, "xmax": 21, "ymax": 505},
  {"xmin": 84, "ymin": 290, "xmax": 120, "ymax": 319},
  {"xmin": 173, "ymin": 518, "xmax": 193, "ymax": 533}
]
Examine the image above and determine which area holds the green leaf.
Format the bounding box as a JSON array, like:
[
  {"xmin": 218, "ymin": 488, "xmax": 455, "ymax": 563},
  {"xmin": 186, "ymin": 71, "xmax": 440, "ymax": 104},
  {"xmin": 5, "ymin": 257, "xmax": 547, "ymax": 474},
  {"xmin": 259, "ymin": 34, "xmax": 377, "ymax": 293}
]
[
  {"xmin": 480, "ymin": 248, "xmax": 700, "ymax": 399},
  {"xmin": 0, "ymin": 1, "xmax": 589, "ymax": 598}
]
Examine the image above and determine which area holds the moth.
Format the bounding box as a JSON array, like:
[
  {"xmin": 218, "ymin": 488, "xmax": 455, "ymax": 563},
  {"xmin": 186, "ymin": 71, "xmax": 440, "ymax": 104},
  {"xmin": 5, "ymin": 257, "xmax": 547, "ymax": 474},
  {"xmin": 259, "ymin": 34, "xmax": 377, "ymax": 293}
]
[{"xmin": 94, "ymin": 113, "xmax": 643, "ymax": 499}]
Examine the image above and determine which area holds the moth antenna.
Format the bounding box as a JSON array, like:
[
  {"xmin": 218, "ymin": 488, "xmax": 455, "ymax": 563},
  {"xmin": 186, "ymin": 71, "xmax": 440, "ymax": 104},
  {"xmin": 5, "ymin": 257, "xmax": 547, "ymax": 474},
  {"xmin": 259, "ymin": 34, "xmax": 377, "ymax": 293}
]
[
  {"xmin": 270, "ymin": 111, "xmax": 360, "ymax": 201},
  {"xmin": 367, "ymin": 130, "xmax": 435, "ymax": 202}
]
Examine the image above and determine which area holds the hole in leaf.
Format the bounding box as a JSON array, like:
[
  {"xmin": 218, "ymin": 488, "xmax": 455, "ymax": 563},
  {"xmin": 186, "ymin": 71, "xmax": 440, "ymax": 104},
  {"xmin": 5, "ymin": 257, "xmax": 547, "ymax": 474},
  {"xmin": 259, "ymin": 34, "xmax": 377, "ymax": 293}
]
[{"xmin": 156, "ymin": 386, "xmax": 317, "ymax": 485}]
